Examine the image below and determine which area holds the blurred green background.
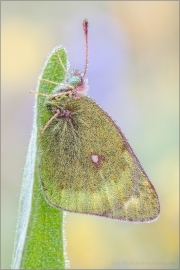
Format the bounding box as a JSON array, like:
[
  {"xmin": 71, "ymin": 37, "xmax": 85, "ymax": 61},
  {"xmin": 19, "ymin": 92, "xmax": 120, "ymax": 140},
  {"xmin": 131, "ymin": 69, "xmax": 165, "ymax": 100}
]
[{"xmin": 1, "ymin": 1, "xmax": 179, "ymax": 269}]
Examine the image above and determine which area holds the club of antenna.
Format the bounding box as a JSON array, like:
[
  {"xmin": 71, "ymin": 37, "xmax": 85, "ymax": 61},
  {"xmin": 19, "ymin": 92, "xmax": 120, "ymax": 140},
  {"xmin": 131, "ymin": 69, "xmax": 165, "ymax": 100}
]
[{"xmin": 82, "ymin": 18, "xmax": 89, "ymax": 77}]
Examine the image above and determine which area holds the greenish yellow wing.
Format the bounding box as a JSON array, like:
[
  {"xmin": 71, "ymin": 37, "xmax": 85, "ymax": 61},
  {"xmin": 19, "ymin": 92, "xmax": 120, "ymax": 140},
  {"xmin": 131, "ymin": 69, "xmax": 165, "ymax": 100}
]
[
  {"xmin": 103, "ymin": 155, "xmax": 160, "ymax": 222},
  {"xmin": 39, "ymin": 96, "xmax": 137, "ymax": 215}
]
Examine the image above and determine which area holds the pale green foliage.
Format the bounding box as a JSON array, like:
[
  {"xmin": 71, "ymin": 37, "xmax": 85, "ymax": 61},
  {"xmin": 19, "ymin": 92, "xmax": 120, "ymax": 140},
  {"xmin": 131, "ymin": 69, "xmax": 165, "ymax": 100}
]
[{"xmin": 12, "ymin": 46, "xmax": 68, "ymax": 269}]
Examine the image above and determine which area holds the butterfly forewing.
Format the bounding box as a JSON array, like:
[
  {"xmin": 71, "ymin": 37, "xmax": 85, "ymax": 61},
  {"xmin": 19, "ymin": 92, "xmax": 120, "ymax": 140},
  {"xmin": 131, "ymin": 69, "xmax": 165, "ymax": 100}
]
[{"xmin": 39, "ymin": 96, "xmax": 137, "ymax": 215}]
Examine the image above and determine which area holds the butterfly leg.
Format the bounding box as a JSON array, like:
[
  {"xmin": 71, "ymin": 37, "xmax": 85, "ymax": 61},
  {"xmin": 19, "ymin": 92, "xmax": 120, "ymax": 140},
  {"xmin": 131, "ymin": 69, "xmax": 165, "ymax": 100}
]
[
  {"xmin": 30, "ymin": 89, "xmax": 73, "ymax": 99},
  {"xmin": 39, "ymin": 78, "xmax": 74, "ymax": 90},
  {"xmin": 55, "ymin": 50, "xmax": 69, "ymax": 75},
  {"xmin": 41, "ymin": 109, "xmax": 61, "ymax": 136}
]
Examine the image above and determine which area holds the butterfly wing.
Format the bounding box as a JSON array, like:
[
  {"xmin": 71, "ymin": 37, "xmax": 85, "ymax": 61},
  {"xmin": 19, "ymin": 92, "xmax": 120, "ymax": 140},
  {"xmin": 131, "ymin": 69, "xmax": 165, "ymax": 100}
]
[
  {"xmin": 103, "ymin": 155, "xmax": 160, "ymax": 222},
  {"xmin": 39, "ymin": 96, "xmax": 137, "ymax": 215}
]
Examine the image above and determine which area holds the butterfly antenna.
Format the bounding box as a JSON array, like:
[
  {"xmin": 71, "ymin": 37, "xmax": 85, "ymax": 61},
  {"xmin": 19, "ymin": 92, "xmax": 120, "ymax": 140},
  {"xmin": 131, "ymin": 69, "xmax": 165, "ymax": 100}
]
[{"xmin": 82, "ymin": 18, "xmax": 89, "ymax": 77}]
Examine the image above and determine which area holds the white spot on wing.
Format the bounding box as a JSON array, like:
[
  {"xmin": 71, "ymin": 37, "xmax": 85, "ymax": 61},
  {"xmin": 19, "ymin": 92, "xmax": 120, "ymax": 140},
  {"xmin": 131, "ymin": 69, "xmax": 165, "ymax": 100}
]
[{"xmin": 91, "ymin": 154, "xmax": 99, "ymax": 163}]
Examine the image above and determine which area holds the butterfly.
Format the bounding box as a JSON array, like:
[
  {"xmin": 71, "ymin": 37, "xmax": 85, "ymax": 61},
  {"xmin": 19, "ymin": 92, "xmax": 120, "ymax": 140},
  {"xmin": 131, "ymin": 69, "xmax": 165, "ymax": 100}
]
[{"xmin": 30, "ymin": 19, "xmax": 160, "ymax": 223}]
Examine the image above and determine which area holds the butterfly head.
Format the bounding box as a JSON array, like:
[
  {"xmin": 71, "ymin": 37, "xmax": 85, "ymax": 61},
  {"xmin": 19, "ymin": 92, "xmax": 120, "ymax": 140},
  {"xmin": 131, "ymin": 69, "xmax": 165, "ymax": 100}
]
[{"xmin": 67, "ymin": 69, "xmax": 89, "ymax": 97}]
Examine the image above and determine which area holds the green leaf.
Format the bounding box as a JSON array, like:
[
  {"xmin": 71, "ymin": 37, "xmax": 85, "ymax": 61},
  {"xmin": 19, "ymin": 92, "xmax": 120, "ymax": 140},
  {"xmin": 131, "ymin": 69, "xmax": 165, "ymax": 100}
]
[{"xmin": 12, "ymin": 46, "xmax": 68, "ymax": 269}]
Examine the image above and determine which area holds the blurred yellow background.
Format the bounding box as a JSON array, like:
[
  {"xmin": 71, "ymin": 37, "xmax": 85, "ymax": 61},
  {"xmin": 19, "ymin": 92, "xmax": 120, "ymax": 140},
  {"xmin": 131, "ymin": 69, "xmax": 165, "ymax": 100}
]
[{"xmin": 1, "ymin": 1, "xmax": 179, "ymax": 269}]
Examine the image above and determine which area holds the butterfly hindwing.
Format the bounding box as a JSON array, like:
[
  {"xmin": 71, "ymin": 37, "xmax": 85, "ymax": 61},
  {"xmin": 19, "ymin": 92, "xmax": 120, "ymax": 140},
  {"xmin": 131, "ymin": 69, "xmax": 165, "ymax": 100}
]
[{"xmin": 103, "ymin": 155, "xmax": 160, "ymax": 222}]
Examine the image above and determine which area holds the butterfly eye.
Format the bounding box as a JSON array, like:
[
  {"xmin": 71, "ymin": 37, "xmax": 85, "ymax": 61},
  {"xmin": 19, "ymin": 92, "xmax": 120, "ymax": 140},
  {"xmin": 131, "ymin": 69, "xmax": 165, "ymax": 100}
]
[{"xmin": 69, "ymin": 76, "xmax": 81, "ymax": 86}]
